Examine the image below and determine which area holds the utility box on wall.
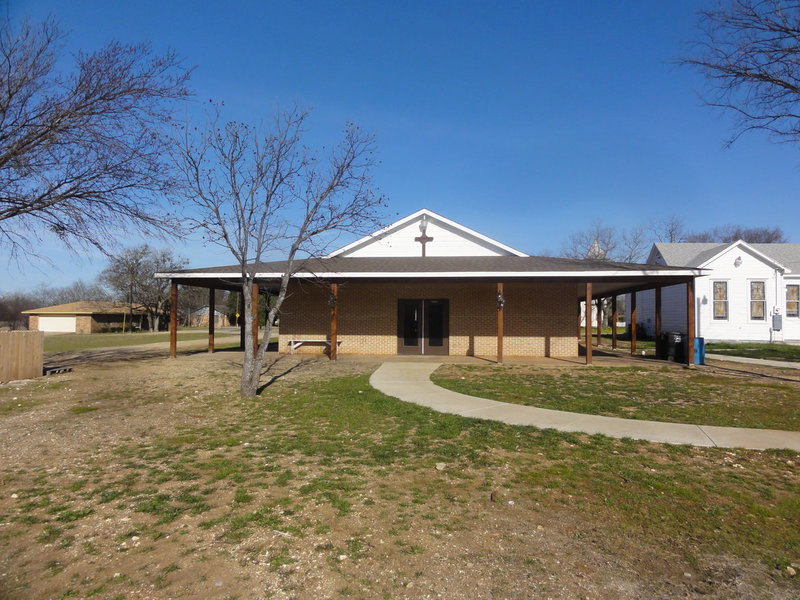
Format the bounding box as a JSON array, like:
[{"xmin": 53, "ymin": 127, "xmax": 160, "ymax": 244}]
[{"xmin": 772, "ymin": 314, "xmax": 782, "ymax": 331}]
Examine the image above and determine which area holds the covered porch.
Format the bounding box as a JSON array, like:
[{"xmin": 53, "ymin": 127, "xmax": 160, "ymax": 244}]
[{"xmin": 161, "ymin": 262, "xmax": 701, "ymax": 367}]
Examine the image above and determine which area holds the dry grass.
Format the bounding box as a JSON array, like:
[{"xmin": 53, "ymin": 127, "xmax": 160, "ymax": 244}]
[{"xmin": 0, "ymin": 352, "xmax": 797, "ymax": 599}]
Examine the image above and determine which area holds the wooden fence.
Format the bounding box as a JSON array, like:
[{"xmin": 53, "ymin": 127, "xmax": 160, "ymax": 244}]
[{"xmin": 0, "ymin": 331, "xmax": 44, "ymax": 382}]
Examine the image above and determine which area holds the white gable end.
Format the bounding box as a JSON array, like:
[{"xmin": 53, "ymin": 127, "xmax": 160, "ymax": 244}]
[{"xmin": 329, "ymin": 209, "xmax": 527, "ymax": 258}]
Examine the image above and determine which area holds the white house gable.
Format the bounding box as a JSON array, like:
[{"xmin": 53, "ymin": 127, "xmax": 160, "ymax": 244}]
[
  {"xmin": 328, "ymin": 209, "xmax": 528, "ymax": 258},
  {"xmin": 633, "ymin": 240, "xmax": 800, "ymax": 342}
]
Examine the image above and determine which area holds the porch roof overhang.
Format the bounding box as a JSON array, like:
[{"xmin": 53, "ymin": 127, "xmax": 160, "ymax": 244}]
[{"xmin": 157, "ymin": 256, "xmax": 704, "ymax": 299}]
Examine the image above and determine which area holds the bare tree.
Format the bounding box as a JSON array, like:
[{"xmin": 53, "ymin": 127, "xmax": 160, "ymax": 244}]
[
  {"xmin": 686, "ymin": 224, "xmax": 787, "ymax": 243},
  {"xmin": 0, "ymin": 19, "xmax": 191, "ymax": 258},
  {"xmin": 650, "ymin": 215, "xmax": 687, "ymax": 243},
  {"xmin": 561, "ymin": 221, "xmax": 648, "ymax": 263},
  {"xmin": 0, "ymin": 291, "xmax": 38, "ymax": 329},
  {"xmin": 683, "ymin": 1, "xmax": 800, "ymax": 146},
  {"xmin": 100, "ymin": 245, "xmax": 187, "ymax": 331},
  {"xmin": 174, "ymin": 106, "xmax": 383, "ymax": 398},
  {"xmin": 561, "ymin": 221, "xmax": 618, "ymax": 261},
  {"xmin": 31, "ymin": 280, "xmax": 111, "ymax": 307},
  {"xmin": 619, "ymin": 225, "xmax": 649, "ymax": 263}
]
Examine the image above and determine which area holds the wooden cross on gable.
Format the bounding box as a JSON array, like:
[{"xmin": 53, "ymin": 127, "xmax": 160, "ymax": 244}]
[{"xmin": 414, "ymin": 215, "xmax": 434, "ymax": 257}]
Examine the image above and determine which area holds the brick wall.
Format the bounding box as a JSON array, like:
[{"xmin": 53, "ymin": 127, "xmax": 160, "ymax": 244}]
[
  {"xmin": 76, "ymin": 316, "xmax": 93, "ymax": 334},
  {"xmin": 278, "ymin": 280, "xmax": 578, "ymax": 357},
  {"xmin": 28, "ymin": 315, "xmax": 38, "ymax": 331}
]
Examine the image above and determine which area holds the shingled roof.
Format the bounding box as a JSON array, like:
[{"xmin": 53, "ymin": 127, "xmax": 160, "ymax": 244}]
[
  {"xmin": 165, "ymin": 255, "xmax": 696, "ymax": 278},
  {"xmin": 22, "ymin": 301, "xmax": 146, "ymax": 315},
  {"xmin": 652, "ymin": 242, "xmax": 800, "ymax": 273}
]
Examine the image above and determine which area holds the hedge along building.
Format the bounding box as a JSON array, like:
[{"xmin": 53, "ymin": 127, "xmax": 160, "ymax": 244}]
[{"xmin": 158, "ymin": 209, "xmax": 703, "ymax": 365}]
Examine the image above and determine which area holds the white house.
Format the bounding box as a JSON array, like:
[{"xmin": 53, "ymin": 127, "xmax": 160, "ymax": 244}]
[{"xmin": 627, "ymin": 241, "xmax": 800, "ymax": 342}]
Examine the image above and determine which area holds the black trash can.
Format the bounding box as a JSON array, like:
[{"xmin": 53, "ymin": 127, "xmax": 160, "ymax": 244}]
[{"xmin": 666, "ymin": 331, "xmax": 684, "ymax": 363}]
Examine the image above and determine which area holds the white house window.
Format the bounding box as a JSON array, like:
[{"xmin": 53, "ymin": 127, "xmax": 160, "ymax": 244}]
[
  {"xmin": 712, "ymin": 281, "xmax": 728, "ymax": 320},
  {"xmin": 788, "ymin": 285, "xmax": 799, "ymax": 318},
  {"xmin": 750, "ymin": 281, "xmax": 766, "ymax": 320}
]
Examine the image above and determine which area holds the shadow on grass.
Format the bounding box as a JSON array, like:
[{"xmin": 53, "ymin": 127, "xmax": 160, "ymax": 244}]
[
  {"xmin": 706, "ymin": 362, "xmax": 800, "ymax": 384},
  {"xmin": 257, "ymin": 354, "xmax": 314, "ymax": 394},
  {"xmin": 44, "ymin": 340, "xmax": 281, "ymax": 371}
]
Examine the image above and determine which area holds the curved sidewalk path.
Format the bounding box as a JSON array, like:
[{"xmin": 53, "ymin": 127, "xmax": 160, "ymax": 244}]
[{"xmin": 369, "ymin": 362, "xmax": 800, "ymax": 451}]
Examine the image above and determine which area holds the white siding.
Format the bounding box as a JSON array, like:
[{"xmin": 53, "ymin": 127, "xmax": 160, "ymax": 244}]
[
  {"xmin": 37, "ymin": 316, "xmax": 77, "ymax": 333},
  {"xmin": 783, "ymin": 275, "xmax": 800, "ymax": 341},
  {"xmin": 629, "ymin": 244, "xmax": 793, "ymax": 342},
  {"xmin": 696, "ymin": 246, "xmax": 779, "ymax": 341},
  {"xmin": 626, "ymin": 286, "xmax": 689, "ymax": 337},
  {"xmin": 342, "ymin": 218, "xmax": 512, "ymax": 257}
]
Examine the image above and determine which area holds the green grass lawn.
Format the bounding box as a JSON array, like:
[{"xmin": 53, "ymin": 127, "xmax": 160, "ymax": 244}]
[
  {"xmin": 43, "ymin": 330, "xmax": 239, "ymax": 353},
  {"xmin": 433, "ymin": 364, "xmax": 800, "ymax": 431},
  {"xmin": 1, "ymin": 363, "xmax": 798, "ymax": 599},
  {"xmin": 706, "ymin": 341, "xmax": 800, "ymax": 362}
]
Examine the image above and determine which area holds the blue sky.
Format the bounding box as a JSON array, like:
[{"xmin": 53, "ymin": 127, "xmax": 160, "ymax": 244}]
[{"xmin": 3, "ymin": 0, "xmax": 799, "ymax": 291}]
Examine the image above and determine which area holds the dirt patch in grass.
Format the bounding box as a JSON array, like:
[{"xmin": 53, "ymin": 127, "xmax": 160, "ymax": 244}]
[
  {"xmin": 433, "ymin": 362, "xmax": 800, "ymax": 430},
  {"xmin": 0, "ymin": 352, "xmax": 798, "ymax": 599}
]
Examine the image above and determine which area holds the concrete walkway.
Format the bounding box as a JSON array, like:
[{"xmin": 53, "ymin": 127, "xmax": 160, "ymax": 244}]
[
  {"xmin": 369, "ymin": 362, "xmax": 800, "ymax": 451},
  {"xmin": 706, "ymin": 353, "xmax": 800, "ymax": 370}
]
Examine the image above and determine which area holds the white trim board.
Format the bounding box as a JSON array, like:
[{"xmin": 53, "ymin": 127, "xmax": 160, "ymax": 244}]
[{"xmin": 157, "ymin": 269, "xmax": 702, "ymax": 280}]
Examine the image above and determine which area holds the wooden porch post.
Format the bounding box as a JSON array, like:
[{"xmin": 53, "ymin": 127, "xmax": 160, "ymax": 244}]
[
  {"xmin": 686, "ymin": 279, "xmax": 695, "ymax": 367},
  {"xmin": 208, "ymin": 287, "xmax": 215, "ymax": 353},
  {"xmin": 595, "ymin": 298, "xmax": 602, "ymax": 346},
  {"xmin": 497, "ymin": 282, "xmax": 504, "ymax": 364},
  {"xmin": 585, "ymin": 282, "xmax": 592, "ymax": 365},
  {"xmin": 655, "ymin": 286, "xmax": 662, "ymax": 358},
  {"xmin": 252, "ymin": 283, "xmax": 259, "ymax": 356},
  {"xmin": 577, "ymin": 301, "xmax": 581, "ymax": 340},
  {"xmin": 329, "ymin": 282, "xmax": 338, "ymax": 360},
  {"xmin": 239, "ymin": 293, "xmax": 245, "ymax": 350},
  {"xmin": 630, "ymin": 291, "xmax": 637, "ymax": 355},
  {"xmin": 169, "ymin": 281, "xmax": 178, "ymax": 358},
  {"xmin": 611, "ymin": 296, "xmax": 618, "ymax": 350}
]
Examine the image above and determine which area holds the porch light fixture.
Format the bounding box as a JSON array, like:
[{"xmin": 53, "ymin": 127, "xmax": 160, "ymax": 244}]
[
  {"xmin": 734, "ymin": 256, "xmax": 742, "ymax": 268},
  {"xmin": 497, "ymin": 292, "xmax": 505, "ymax": 310}
]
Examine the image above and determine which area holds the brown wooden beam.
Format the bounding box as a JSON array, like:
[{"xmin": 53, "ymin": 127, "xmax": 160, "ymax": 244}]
[
  {"xmin": 630, "ymin": 291, "xmax": 637, "ymax": 355},
  {"xmin": 169, "ymin": 282, "xmax": 178, "ymax": 358},
  {"xmin": 585, "ymin": 282, "xmax": 592, "ymax": 365},
  {"xmin": 252, "ymin": 283, "xmax": 259, "ymax": 356},
  {"xmin": 329, "ymin": 282, "xmax": 339, "ymax": 361},
  {"xmin": 497, "ymin": 282, "xmax": 504, "ymax": 364},
  {"xmin": 686, "ymin": 279, "xmax": 695, "ymax": 367},
  {"xmin": 655, "ymin": 286, "xmax": 662, "ymax": 358},
  {"xmin": 208, "ymin": 287, "xmax": 216, "ymax": 353},
  {"xmin": 611, "ymin": 295, "xmax": 618, "ymax": 350},
  {"xmin": 239, "ymin": 292, "xmax": 245, "ymax": 350}
]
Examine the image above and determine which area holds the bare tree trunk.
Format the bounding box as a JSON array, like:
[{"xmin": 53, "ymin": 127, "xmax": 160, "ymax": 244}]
[
  {"xmin": 240, "ymin": 279, "xmax": 257, "ymax": 397},
  {"xmin": 240, "ymin": 276, "xmax": 290, "ymax": 398}
]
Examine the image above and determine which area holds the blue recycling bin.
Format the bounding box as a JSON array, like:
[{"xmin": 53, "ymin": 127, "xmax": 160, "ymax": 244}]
[{"xmin": 694, "ymin": 337, "xmax": 705, "ymax": 365}]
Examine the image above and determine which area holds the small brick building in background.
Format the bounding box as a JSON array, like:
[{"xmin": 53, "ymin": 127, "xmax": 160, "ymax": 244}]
[
  {"xmin": 159, "ymin": 209, "xmax": 701, "ymax": 360},
  {"xmin": 23, "ymin": 302, "xmax": 147, "ymax": 333}
]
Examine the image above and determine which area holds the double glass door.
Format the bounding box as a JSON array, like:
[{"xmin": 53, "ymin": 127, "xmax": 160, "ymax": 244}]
[{"xmin": 397, "ymin": 299, "xmax": 449, "ymax": 355}]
